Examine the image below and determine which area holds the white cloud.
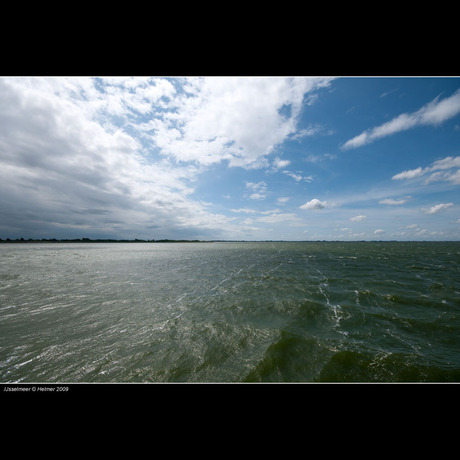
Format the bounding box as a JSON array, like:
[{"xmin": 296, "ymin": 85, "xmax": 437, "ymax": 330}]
[
  {"xmin": 291, "ymin": 123, "xmax": 333, "ymax": 140},
  {"xmin": 245, "ymin": 181, "xmax": 267, "ymax": 200},
  {"xmin": 284, "ymin": 171, "xmax": 302, "ymax": 181},
  {"xmin": 0, "ymin": 76, "xmax": 339, "ymax": 240},
  {"xmin": 283, "ymin": 171, "xmax": 313, "ymax": 182},
  {"xmin": 151, "ymin": 77, "xmax": 333, "ymax": 168},
  {"xmin": 0, "ymin": 77, "xmax": 338, "ymax": 241},
  {"xmin": 430, "ymin": 156, "xmax": 460, "ymax": 170},
  {"xmin": 305, "ymin": 153, "xmax": 337, "ymax": 163},
  {"xmin": 277, "ymin": 197, "xmax": 290, "ymax": 204},
  {"xmin": 450, "ymin": 170, "xmax": 460, "ymax": 185},
  {"xmin": 342, "ymin": 88, "xmax": 460, "ymax": 150},
  {"xmin": 379, "ymin": 197, "xmax": 411, "ymax": 205},
  {"xmin": 392, "ymin": 156, "xmax": 460, "ymax": 185},
  {"xmin": 0, "ymin": 77, "xmax": 240, "ymax": 239},
  {"xmin": 299, "ymin": 198, "xmax": 327, "ymax": 210},
  {"xmin": 374, "ymin": 229, "xmax": 385, "ymax": 235},
  {"xmin": 392, "ymin": 167, "xmax": 425, "ymax": 180},
  {"xmin": 231, "ymin": 208, "xmax": 258, "ymax": 214},
  {"xmin": 272, "ymin": 157, "xmax": 291, "ymax": 170},
  {"xmin": 350, "ymin": 215, "xmax": 366, "ymax": 222},
  {"xmin": 422, "ymin": 203, "xmax": 454, "ymax": 214}
]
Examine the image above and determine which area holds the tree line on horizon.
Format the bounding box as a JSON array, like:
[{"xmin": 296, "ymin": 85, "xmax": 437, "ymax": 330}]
[{"xmin": 0, "ymin": 237, "xmax": 205, "ymax": 243}]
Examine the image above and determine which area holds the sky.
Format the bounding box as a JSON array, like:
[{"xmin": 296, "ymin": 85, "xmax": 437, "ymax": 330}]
[{"xmin": 1, "ymin": 76, "xmax": 459, "ymax": 241}]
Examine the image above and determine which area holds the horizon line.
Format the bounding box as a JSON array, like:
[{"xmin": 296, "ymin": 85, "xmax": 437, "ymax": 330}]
[{"xmin": 1, "ymin": 237, "xmax": 459, "ymax": 243}]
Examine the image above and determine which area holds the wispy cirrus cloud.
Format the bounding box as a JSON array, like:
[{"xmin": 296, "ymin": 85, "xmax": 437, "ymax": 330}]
[
  {"xmin": 291, "ymin": 123, "xmax": 334, "ymax": 140},
  {"xmin": 392, "ymin": 167, "xmax": 425, "ymax": 180},
  {"xmin": 422, "ymin": 203, "xmax": 454, "ymax": 214},
  {"xmin": 379, "ymin": 197, "xmax": 411, "ymax": 205},
  {"xmin": 342, "ymin": 88, "xmax": 460, "ymax": 150},
  {"xmin": 392, "ymin": 156, "xmax": 460, "ymax": 185}
]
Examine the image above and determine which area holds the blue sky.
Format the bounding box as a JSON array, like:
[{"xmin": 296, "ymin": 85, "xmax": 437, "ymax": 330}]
[{"xmin": 0, "ymin": 76, "xmax": 459, "ymax": 240}]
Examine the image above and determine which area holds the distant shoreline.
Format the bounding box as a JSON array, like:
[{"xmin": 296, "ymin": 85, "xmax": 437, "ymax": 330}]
[
  {"xmin": 1, "ymin": 238, "xmax": 459, "ymax": 244},
  {"xmin": 0, "ymin": 238, "xmax": 207, "ymax": 244}
]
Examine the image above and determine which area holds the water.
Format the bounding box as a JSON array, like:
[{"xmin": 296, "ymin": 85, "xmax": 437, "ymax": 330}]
[{"xmin": 1, "ymin": 241, "xmax": 459, "ymax": 383}]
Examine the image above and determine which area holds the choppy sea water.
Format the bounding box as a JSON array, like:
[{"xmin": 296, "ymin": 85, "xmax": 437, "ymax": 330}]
[{"xmin": 1, "ymin": 241, "xmax": 459, "ymax": 383}]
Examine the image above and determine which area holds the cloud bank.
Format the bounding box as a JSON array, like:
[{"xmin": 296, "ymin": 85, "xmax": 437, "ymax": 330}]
[{"xmin": 0, "ymin": 77, "xmax": 332, "ymax": 239}]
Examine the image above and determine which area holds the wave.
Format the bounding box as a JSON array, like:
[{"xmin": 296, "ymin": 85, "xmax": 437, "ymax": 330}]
[
  {"xmin": 243, "ymin": 330, "xmax": 460, "ymax": 382},
  {"xmin": 317, "ymin": 350, "xmax": 460, "ymax": 382},
  {"xmin": 242, "ymin": 330, "xmax": 329, "ymax": 382}
]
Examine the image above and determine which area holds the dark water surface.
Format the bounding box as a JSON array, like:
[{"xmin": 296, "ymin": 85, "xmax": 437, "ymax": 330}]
[{"xmin": 1, "ymin": 242, "xmax": 459, "ymax": 382}]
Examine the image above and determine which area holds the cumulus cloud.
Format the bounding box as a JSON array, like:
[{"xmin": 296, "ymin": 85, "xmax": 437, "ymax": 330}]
[
  {"xmin": 350, "ymin": 215, "xmax": 366, "ymax": 222},
  {"xmin": 0, "ymin": 77, "xmax": 234, "ymax": 239},
  {"xmin": 151, "ymin": 77, "xmax": 333, "ymax": 168},
  {"xmin": 299, "ymin": 198, "xmax": 327, "ymax": 210},
  {"xmin": 272, "ymin": 157, "xmax": 291, "ymax": 170},
  {"xmin": 342, "ymin": 88, "xmax": 460, "ymax": 150},
  {"xmin": 0, "ymin": 76, "xmax": 336, "ymax": 239}
]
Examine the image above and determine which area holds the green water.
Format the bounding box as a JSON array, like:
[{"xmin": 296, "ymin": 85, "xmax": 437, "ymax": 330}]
[{"xmin": 1, "ymin": 241, "xmax": 459, "ymax": 382}]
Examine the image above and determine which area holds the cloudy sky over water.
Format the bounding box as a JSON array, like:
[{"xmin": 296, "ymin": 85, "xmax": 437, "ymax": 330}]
[{"xmin": 1, "ymin": 76, "xmax": 460, "ymax": 241}]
